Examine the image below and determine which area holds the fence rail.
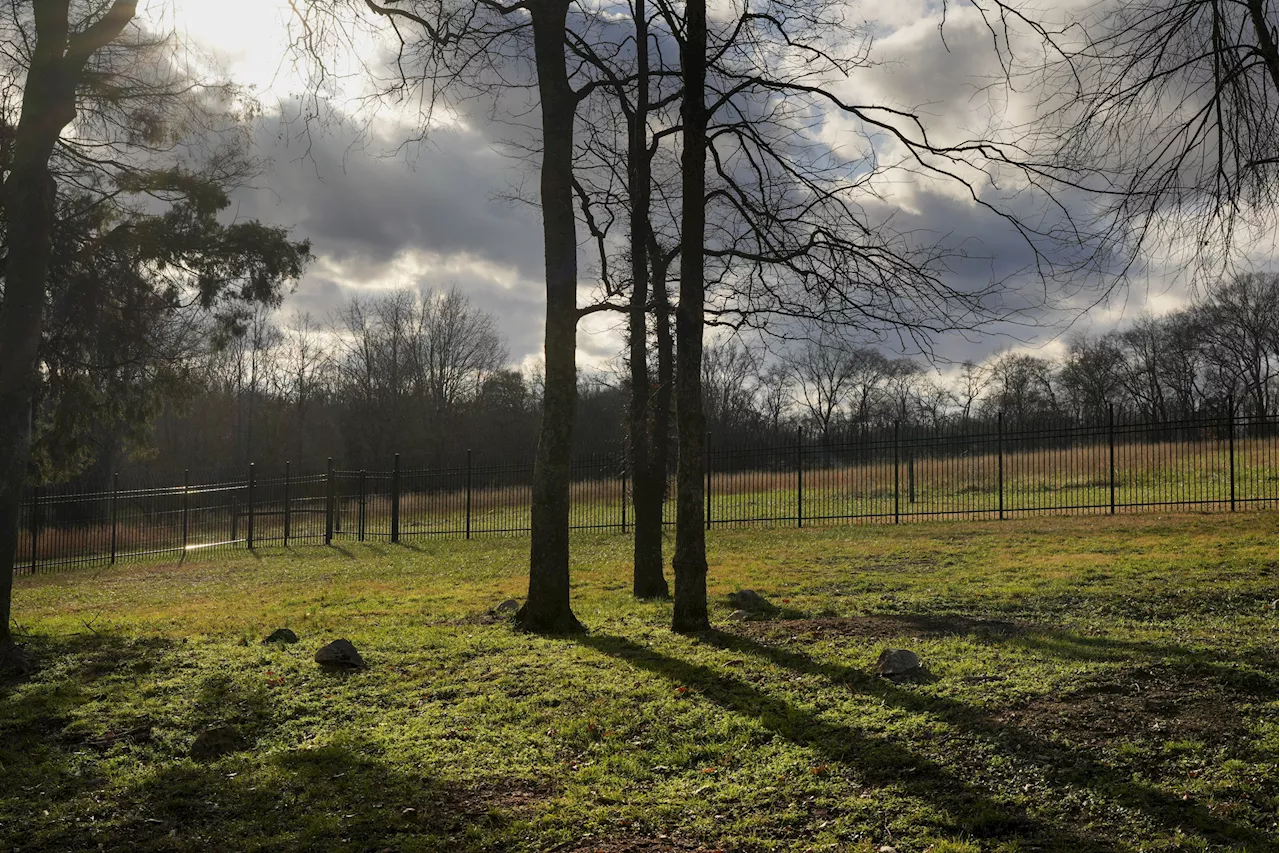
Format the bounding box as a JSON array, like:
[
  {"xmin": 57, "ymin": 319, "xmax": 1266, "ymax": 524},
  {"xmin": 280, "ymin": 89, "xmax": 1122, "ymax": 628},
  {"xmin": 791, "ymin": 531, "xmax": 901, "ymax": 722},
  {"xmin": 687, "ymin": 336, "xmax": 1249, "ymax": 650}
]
[{"xmin": 15, "ymin": 410, "xmax": 1278, "ymax": 574}]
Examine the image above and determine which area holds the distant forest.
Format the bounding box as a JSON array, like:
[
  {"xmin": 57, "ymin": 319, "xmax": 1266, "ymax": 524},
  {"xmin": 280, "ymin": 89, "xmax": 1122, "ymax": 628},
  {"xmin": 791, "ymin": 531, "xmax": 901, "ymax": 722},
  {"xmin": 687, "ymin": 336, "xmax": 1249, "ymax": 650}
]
[{"xmin": 47, "ymin": 271, "xmax": 1277, "ymax": 486}]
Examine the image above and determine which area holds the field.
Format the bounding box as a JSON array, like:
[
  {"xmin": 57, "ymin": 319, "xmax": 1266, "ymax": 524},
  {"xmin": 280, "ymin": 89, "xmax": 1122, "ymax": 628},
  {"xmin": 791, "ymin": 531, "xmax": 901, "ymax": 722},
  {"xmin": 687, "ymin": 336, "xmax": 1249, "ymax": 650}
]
[{"xmin": 2, "ymin": 512, "xmax": 1277, "ymax": 852}]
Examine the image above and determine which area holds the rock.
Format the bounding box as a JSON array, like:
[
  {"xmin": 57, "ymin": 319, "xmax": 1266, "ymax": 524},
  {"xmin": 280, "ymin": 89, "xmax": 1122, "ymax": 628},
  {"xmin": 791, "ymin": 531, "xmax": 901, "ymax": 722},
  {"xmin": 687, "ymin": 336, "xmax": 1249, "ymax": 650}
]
[
  {"xmin": 262, "ymin": 628, "xmax": 298, "ymax": 645},
  {"xmin": 0, "ymin": 639, "xmax": 34, "ymax": 676},
  {"xmin": 190, "ymin": 726, "xmax": 242, "ymax": 761},
  {"xmin": 493, "ymin": 599, "xmax": 521, "ymax": 615},
  {"xmin": 727, "ymin": 609, "xmax": 752, "ymax": 622},
  {"xmin": 315, "ymin": 638, "xmax": 366, "ymax": 669},
  {"xmin": 728, "ymin": 589, "xmax": 773, "ymax": 612},
  {"xmin": 876, "ymin": 648, "xmax": 922, "ymax": 676},
  {"xmin": 877, "ymin": 846, "xmax": 898, "ymax": 853}
]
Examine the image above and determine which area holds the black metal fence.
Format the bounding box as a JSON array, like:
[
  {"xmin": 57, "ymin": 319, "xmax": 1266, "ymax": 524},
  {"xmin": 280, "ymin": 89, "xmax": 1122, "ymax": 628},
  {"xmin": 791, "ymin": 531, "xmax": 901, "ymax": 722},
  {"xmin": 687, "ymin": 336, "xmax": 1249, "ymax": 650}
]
[{"xmin": 14, "ymin": 409, "xmax": 1278, "ymax": 574}]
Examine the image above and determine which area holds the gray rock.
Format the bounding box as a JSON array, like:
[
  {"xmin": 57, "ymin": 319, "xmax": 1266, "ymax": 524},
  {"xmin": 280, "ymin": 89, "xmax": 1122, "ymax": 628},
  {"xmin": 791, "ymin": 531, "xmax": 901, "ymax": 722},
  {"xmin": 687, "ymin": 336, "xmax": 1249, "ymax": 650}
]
[
  {"xmin": 727, "ymin": 609, "xmax": 752, "ymax": 622},
  {"xmin": 190, "ymin": 726, "xmax": 242, "ymax": 761},
  {"xmin": 262, "ymin": 628, "xmax": 298, "ymax": 645},
  {"xmin": 728, "ymin": 589, "xmax": 773, "ymax": 612},
  {"xmin": 876, "ymin": 648, "xmax": 922, "ymax": 676},
  {"xmin": 494, "ymin": 599, "xmax": 521, "ymax": 615},
  {"xmin": 315, "ymin": 638, "xmax": 366, "ymax": 669}
]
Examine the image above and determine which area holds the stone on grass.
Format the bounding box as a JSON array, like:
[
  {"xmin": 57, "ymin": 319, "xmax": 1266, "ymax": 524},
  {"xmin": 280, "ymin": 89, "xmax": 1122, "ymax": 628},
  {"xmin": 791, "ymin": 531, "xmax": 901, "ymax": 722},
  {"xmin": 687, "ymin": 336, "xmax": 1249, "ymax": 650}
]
[
  {"xmin": 190, "ymin": 726, "xmax": 242, "ymax": 761},
  {"xmin": 494, "ymin": 599, "xmax": 521, "ymax": 615},
  {"xmin": 0, "ymin": 640, "xmax": 34, "ymax": 676},
  {"xmin": 262, "ymin": 628, "xmax": 298, "ymax": 645},
  {"xmin": 728, "ymin": 589, "xmax": 773, "ymax": 612},
  {"xmin": 727, "ymin": 609, "xmax": 752, "ymax": 622},
  {"xmin": 876, "ymin": 648, "xmax": 922, "ymax": 676},
  {"xmin": 315, "ymin": 638, "xmax": 366, "ymax": 669}
]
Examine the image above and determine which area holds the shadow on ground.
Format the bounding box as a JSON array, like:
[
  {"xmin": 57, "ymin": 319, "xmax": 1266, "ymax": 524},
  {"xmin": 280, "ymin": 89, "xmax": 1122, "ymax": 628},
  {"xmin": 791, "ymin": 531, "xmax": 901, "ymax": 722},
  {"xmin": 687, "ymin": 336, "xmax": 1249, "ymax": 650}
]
[{"xmin": 578, "ymin": 623, "xmax": 1274, "ymax": 851}]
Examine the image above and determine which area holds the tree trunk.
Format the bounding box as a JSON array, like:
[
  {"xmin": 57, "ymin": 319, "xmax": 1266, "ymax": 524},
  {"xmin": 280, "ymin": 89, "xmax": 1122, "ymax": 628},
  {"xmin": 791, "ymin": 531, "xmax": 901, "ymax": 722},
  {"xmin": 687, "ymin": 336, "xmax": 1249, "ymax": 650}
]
[
  {"xmin": 0, "ymin": 162, "xmax": 56, "ymax": 669},
  {"xmin": 2, "ymin": 0, "xmax": 138, "ymax": 669},
  {"xmin": 519, "ymin": 0, "xmax": 583, "ymax": 634},
  {"xmin": 627, "ymin": 0, "xmax": 668, "ymax": 600},
  {"xmin": 648, "ymin": 251, "xmax": 674, "ymax": 552},
  {"xmin": 672, "ymin": 0, "xmax": 710, "ymax": 633}
]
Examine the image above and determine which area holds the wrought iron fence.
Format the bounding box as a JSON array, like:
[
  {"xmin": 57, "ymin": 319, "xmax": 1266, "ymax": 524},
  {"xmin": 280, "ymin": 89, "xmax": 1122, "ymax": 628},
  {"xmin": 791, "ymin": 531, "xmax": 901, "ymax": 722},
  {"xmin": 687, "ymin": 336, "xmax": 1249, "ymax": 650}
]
[{"xmin": 15, "ymin": 409, "xmax": 1277, "ymax": 573}]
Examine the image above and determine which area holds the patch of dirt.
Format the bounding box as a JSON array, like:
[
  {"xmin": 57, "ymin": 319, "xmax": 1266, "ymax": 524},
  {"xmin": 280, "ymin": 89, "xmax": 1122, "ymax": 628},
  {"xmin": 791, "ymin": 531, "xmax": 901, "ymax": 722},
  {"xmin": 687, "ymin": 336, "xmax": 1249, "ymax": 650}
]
[
  {"xmin": 993, "ymin": 665, "xmax": 1267, "ymax": 749},
  {"xmin": 448, "ymin": 778, "xmax": 557, "ymax": 815},
  {"xmin": 735, "ymin": 613, "xmax": 1031, "ymax": 641}
]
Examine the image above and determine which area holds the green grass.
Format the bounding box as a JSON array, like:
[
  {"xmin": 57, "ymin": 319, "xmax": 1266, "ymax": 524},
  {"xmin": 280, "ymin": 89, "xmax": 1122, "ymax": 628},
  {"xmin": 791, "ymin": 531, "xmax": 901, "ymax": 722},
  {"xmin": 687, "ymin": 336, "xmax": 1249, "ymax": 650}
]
[{"xmin": 3, "ymin": 512, "xmax": 1277, "ymax": 852}]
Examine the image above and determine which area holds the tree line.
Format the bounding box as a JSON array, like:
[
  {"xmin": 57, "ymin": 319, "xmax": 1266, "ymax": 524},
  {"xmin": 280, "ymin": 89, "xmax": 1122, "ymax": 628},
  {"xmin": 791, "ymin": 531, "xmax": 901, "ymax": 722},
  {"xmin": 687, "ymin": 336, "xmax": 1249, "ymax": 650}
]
[{"xmin": 95, "ymin": 268, "xmax": 1274, "ymax": 485}]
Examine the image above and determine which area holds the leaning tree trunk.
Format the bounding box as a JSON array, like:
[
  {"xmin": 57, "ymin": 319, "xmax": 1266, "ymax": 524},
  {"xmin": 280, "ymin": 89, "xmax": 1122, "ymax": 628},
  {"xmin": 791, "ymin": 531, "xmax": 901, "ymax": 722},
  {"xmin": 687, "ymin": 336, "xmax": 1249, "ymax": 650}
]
[
  {"xmin": 671, "ymin": 0, "xmax": 710, "ymax": 633},
  {"xmin": 519, "ymin": 0, "xmax": 583, "ymax": 634},
  {"xmin": 627, "ymin": 0, "xmax": 668, "ymax": 599},
  {"xmin": 0, "ymin": 0, "xmax": 138, "ymax": 670}
]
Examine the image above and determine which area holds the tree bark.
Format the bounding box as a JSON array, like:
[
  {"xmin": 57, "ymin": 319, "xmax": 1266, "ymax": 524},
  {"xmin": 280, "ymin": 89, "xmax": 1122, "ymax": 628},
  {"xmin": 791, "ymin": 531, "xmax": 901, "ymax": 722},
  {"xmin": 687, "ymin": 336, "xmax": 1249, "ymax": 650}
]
[
  {"xmin": 0, "ymin": 0, "xmax": 137, "ymax": 670},
  {"xmin": 518, "ymin": 0, "xmax": 583, "ymax": 634},
  {"xmin": 647, "ymin": 249, "xmax": 674, "ymax": 551},
  {"xmin": 627, "ymin": 0, "xmax": 668, "ymax": 600},
  {"xmin": 671, "ymin": 0, "xmax": 710, "ymax": 633}
]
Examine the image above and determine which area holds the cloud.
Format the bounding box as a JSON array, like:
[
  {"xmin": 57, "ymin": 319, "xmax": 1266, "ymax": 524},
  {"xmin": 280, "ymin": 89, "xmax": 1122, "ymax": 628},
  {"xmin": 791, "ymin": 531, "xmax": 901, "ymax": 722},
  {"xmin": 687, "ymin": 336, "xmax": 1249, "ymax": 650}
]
[
  {"xmin": 212, "ymin": 1, "xmax": 1275, "ymax": 377},
  {"xmin": 228, "ymin": 119, "xmax": 570, "ymax": 364}
]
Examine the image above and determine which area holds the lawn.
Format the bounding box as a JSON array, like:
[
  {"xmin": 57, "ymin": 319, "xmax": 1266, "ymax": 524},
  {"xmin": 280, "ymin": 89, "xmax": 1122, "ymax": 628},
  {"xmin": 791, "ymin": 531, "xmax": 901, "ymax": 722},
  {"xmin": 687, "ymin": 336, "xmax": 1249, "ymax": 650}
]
[{"xmin": 2, "ymin": 512, "xmax": 1276, "ymax": 852}]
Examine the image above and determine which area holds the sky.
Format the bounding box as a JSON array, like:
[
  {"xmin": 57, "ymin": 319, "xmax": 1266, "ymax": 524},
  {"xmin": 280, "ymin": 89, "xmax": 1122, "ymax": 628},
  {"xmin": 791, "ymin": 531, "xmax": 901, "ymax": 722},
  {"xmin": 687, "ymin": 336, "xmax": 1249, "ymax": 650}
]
[{"xmin": 159, "ymin": 0, "xmax": 1278, "ymax": 376}]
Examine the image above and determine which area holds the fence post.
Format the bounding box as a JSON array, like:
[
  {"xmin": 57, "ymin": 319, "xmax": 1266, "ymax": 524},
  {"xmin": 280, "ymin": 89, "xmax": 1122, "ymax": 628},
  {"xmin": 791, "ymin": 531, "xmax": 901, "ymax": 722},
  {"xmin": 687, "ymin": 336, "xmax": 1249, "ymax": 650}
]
[
  {"xmin": 325, "ymin": 457, "xmax": 334, "ymax": 545},
  {"xmin": 705, "ymin": 431, "xmax": 712, "ymax": 531},
  {"xmin": 284, "ymin": 461, "xmax": 291, "ymax": 547},
  {"xmin": 182, "ymin": 468, "xmax": 190, "ymax": 552},
  {"xmin": 110, "ymin": 472, "xmax": 119, "ymax": 565},
  {"xmin": 465, "ymin": 448, "xmax": 472, "ymax": 540},
  {"xmin": 796, "ymin": 426, "xmax": 803, "ymax": 528},
  {"xmin": 1107, "ymin": 404, "xmax": 1116, "ymax": 515},
  {"xmin": 997, "ymin": 412, "xmax": 1005, "ymax": 520},
  {"xmin": 358, "ymin": 468, "xmax": 367, "ymax": 542},
  {"xmin": 1228, "ymin": 395, "xmax": 1236, "ymax": 511},
  {"xmin": 391, "ymin": 453, "xmax": 401, "ymax": 543},
  {"xmin": 247, "ymin": 463, "xmax": 256, "ymax": 550},
  {"xmin": 893, "ymin": 420, "xmax": 900, "ymax": 524},
  {"xmin": 30, "ymin": 485, "xmax": 39, "ymax": 574}
]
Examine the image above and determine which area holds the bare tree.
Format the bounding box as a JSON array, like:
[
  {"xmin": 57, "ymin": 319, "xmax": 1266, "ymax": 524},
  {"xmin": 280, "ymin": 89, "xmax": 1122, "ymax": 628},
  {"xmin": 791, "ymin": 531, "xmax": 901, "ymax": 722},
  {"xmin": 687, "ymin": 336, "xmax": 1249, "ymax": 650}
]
[
  {"xmin": 955, "ymin": 361, "xmax": 989, "ymax": 425},
  {"xmin": 1196, "ymin": 271, "xmax": 1279, "ymax": 419},
  {"xmin": 277, "ymin": 311, "xmax": 333, "ymax": 468},
  {"xmin": 412, "ymin": 287, "xmax": 507, "ymax": 422},
  {"xmin": 1058, "ymin": 332, "xmax": 1126, "ymax": 422},
  {"xmin": 292, "ymin": 0, "xmax": 596, "ymax": 632},
  {"xmin": 981, "ymin": 351, "xmax": 1059, "ymax": 424},
  {"xmin": 790, "ymin": 338, "xmax": 855, "ymax": 438},
  {"xmin": 975, "ymin": 0, "xmax": 1278, "ymax": 278}
]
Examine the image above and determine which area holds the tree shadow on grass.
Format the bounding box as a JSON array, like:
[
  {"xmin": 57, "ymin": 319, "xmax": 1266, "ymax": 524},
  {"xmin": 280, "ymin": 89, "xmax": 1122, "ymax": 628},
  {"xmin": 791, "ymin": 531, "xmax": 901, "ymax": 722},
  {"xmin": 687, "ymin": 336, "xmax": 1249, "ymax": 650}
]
[
  {"xmin": 697, "ymin": 627, "xmax": 1273, "ymax": 850},
  {"xmin": 747, "ymin": 613, "xmax": 1276, "ymax": 692},
  {"xmin": 1, "ymin": 633, "xmax": 540, "ymax": 853},
  {"xmin": 14, "ymin": 737, "xmax": 528, "ymax": 853},
  {"xmin": 576, "ymin": 632, "xmax": 1088, "ymax": 850}
]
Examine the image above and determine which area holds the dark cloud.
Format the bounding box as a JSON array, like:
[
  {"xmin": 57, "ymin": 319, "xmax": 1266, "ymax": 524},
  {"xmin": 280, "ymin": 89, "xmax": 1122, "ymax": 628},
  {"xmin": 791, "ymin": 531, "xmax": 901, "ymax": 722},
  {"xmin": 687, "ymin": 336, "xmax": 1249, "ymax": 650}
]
[
  {"xmin": 223, "ymin": 3, "xmax": 1273, "ymax": 374},
  {"xmin": 229, "ymin": 119, "xmax": 562, "ymax": 362}
]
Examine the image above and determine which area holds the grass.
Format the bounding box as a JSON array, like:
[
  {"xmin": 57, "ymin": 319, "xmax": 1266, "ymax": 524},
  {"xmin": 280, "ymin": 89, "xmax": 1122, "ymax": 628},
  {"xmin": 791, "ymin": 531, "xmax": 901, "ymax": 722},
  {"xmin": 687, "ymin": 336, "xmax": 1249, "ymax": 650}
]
[{"xmin": 3, "ymin": 512, "xmax": 1277, "ymax": 852}]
